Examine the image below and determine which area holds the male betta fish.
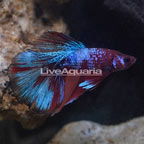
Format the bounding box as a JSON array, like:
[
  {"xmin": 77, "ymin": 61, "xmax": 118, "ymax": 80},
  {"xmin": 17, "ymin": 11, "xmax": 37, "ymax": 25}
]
[{"xmin": 9, "ymin": 31, "xmax": 136, "ymax": 116}]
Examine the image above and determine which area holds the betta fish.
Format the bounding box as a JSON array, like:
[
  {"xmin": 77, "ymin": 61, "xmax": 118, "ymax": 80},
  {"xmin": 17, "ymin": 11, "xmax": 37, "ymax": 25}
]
[{"xmin": 8, "ymin": 31, "xmax": 136, "ymax": 116}]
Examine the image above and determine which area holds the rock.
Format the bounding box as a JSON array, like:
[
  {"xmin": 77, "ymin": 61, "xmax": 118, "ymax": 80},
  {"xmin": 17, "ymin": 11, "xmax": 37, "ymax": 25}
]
[
  {"xmin": 0, "ymin": 0, "xmax": 68, "ymax": 129},
  {"xmin": 49, "ymin": 117, "xmax": 144, "ymax": 144}
]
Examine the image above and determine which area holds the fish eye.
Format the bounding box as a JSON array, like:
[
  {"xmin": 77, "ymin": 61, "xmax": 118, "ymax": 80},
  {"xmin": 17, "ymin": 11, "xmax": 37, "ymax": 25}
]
[{"xmin": 124, "ymin": 57, "xmax": 130, "ymax": 63}]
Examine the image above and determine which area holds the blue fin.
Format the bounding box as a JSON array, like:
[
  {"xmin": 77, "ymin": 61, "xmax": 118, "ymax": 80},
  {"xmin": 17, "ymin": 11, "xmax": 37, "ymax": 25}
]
[
  {"xmin": 9, "ymin": 31, "xmax": 85, "ymax": 114},
  {"xmin": 30, "ymin": 31, "xmax": 86, "ymax": 64}
]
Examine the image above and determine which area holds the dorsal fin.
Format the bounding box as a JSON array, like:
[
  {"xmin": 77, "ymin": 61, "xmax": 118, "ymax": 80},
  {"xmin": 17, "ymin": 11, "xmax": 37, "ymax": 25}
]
[{"xmin": 31, "ymin": 31, "xmax": 85, "ymax": 53}]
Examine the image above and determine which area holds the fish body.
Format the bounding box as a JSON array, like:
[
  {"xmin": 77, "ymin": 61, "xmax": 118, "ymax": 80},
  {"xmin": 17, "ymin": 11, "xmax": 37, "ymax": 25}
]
[{"xmin": 9, "ymin": 31, "xmax": 136, "ymax": 115}]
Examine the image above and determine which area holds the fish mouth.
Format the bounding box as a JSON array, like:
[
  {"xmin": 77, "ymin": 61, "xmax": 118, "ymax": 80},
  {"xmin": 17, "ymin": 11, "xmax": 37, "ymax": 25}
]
[
  {"xmin": 131, "ymin": 56, "xmax": 137, "ymax": 65},
  {"xmin": 126, "ymin": 56, "xmax": 136, "ymax": 70}
]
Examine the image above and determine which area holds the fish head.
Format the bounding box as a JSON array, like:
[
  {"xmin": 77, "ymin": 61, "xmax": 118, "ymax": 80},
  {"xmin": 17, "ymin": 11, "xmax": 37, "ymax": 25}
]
[{"xmin": 112, "ymin": 52, "xmax": 136, "ymax": 71}]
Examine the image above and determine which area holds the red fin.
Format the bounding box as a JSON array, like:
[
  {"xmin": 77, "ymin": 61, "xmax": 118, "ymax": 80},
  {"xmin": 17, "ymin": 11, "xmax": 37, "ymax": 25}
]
[
  {"xmin": 37, "ymin": 31, "xmax": 75, "ymax": 44},
  {"xmin": 32, "ymin": 31, "xmax": 81, "ymax": 52},
  {"xmin": 66, "ymin": 76, "xmax": 104, "ymax": 103},
  {"xmin": 50, "ymin": 76, "xmax": 80, "ymax": 115},
  {"xmin": 10, "ymin": 66, "xmax": 38, "ymax": 74},
  {"xmin": 50, "ymin": 76, "xmax": 105, "ymax": 115}
]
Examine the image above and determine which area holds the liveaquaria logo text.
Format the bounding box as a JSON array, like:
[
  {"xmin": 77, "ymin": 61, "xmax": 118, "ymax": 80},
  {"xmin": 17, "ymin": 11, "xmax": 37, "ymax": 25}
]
[{"xmin": 40, "ymin": 68, "xmax": 102, "ymax": 76}]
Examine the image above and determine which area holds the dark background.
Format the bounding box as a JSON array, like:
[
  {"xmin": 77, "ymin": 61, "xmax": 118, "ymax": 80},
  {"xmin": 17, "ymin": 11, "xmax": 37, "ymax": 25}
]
[{"xmin": 0, "ymin": 0, "xmax": 144, "ymax": 143}]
